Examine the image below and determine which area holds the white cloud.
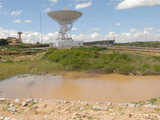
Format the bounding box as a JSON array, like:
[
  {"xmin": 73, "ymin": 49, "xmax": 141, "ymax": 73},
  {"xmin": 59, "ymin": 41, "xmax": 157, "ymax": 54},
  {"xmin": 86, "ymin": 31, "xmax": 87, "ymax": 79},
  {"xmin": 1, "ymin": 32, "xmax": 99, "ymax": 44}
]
[
  {"xmin": 72, "ymin": 27, "xmax": 78, "ymax": 31},
  {"xmin": 0, "ymin": 27, "xmax": 160, "ymax": 44},
  {"xmin": 129, "ymin": 28, "xmax": 137, "ymax": 32},
  {"xmin": 75, "ymin": 2, "xmax": 92, "ymax": 9},
  {"xmin": 24, "ymin": 20, "xmax": 32, "ymax": 23},
  {"xmin": 72, "ymin": 33, "xmax": 90, "ymax": 41},
  {"xmin": 49, "ymin": 0, "xmax": 58, "ymax": 3},
  {"xmin": 107, "ymin": 0, "xmax": 123, "ymax": 6},
  {"xmin": 13, "ymin": 19, "xmax": 21, "ymax": 24},
  {"xmin": 144, "ymin": 27, "xmax": 154, "ymax": 31},
  {"xmin": 91, "ymin": 33, "xmax": 98, "ymax": 39},
  {"xmin": 157, "ymin": 29, "xmax": 160, "ymax": 33},
  {"xmin": 115, "ymin": 23, "xmax": 121, "ymax": 26},
  {"xmin": 11, "ymin": 10, "xmax": 23, "ymax": 16},
  {"xmin": 13, "ymin": 19, "xmax": 32, "ymax": 24},
  {"xmin": 0, "ymin": 1, "xmax": 3, "ymax": 8},
  {"xmin": 116, "ymin": 0, "xmax": 160, "ymax": 10},
  {"xmin": 90, "ymin": 27, "xmax": 101, "ymax": 32},
  {"xmin": 76, "ymin": 0, "xmax": 88, "ymax": 2},
  {"xmin": 0, "ymin": 27, "xmax": 18, "ymax": 38},
  {"xmin": 44, "ymin": 8, "xmax": 51, "ymax": 13},
  {"xmin": 105, "ymin": 32, "xmax": 117, "ymax": 40}
]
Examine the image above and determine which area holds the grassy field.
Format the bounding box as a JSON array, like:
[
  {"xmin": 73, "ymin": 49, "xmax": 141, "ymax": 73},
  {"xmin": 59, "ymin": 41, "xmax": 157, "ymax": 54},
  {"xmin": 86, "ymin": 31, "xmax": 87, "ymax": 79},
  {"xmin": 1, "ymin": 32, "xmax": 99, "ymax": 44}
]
[
  {"xmin": 1, "ymin": 46, "xmax": 160, "ymax": 80},
  {"xmin": 0, "ymin": 60, "xmax": 64, "ymax": 80},
  {"xmin": 0, "ymin": 45, "xmax": 63, "ymax": 80}
]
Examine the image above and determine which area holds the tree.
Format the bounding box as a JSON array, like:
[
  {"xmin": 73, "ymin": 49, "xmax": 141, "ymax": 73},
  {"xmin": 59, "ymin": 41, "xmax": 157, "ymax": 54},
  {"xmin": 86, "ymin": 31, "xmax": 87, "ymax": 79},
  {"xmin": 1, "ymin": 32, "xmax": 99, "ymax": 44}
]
[{"xmin": 0, "ymin": 39, "xmax": 8, "ymax": 46}]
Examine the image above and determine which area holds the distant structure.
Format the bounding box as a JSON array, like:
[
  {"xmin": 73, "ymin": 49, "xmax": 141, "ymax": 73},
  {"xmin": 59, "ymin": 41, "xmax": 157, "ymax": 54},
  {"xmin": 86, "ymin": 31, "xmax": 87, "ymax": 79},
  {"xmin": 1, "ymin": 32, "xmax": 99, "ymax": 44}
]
[
  {"xmin": 48, "ymin": 10, "xmax": 83, "ymax": 48},
  {"xmin": 84, "ymin": 40, "xmax": 115, "ymax": 46},
  {"xmin": 18, "ymin": 32, "xmax": 23, "ymax": 42},
  {"xmin": 6, "ymin": 32, "xmax": 23, "ymax": 45}
]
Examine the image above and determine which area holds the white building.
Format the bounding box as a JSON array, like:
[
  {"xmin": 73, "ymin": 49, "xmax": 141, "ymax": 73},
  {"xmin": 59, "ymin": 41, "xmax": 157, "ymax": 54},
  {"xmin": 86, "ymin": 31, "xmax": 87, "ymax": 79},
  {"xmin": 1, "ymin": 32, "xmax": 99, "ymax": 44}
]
[{"xmin": 51, "ymin": 39, "xmax": 83, "ymax": 48}]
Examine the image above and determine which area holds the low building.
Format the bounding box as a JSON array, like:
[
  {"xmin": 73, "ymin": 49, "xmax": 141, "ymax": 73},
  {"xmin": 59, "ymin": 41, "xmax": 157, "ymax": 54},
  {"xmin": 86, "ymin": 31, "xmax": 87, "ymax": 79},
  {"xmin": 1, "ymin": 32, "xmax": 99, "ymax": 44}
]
[
  {"xmin": 7, "ymin": 37, "xmax": 20, "ymax": 45},
  {"xmin": 6, "ymin": 32, "xmax": 23, "ymax": 45},
  {"xmin": 84, "ymin": 40, "xmax": 115, "ymax": 46},
  {"xmin": 51, "ymin": 39, "xmax": 83, "ymax": 48}
]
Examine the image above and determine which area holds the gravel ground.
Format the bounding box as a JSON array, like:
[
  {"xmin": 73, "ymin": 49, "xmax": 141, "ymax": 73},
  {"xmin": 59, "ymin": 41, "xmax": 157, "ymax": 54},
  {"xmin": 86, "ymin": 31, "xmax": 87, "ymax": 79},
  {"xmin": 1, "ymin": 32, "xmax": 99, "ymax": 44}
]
[{"xmin": 1, "ymin": 98, "xmax": 160, "ymax": 120}]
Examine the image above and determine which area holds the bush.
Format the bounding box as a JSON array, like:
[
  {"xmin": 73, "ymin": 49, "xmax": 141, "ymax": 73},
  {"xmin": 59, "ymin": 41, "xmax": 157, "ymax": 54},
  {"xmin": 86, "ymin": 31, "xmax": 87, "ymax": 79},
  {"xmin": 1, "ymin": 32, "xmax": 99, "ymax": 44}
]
[
  {"xmin": 44, "ymin": 47, "xmax": 160, "ymax": 75},
  {"xmin": 44, "ymin": 47, "xmax": 99, "ymax": 70},
  {"xmin": 153, "ymin": 64, "xmax": 160, "ymax": 73},
  {"xmin": 149, "ymin": 98, "xmax": 158, "ymax": 105},
  {"xmin": 0, "ymin": 39, "xmax": 8, "ymax": 46}
]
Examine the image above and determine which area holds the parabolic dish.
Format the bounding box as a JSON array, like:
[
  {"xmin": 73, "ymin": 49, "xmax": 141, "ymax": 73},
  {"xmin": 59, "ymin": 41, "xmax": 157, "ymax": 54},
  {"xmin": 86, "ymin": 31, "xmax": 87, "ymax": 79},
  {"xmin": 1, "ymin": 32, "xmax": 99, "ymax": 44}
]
[{"xmin": 48, "ymin": 10, "xmax": 82, "ymax": 25}]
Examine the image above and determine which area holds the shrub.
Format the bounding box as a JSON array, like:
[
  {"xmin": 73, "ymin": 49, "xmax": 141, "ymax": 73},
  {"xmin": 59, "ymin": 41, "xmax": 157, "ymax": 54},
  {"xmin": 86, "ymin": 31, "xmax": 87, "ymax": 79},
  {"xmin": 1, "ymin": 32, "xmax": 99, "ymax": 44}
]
[
  {"xmin": 0, "ymin": 39, "xmax": 8, "ymax": 46},
  {"xmin": 140, "ymin": 64, "xmax": 150, "ymax": 73},
  {"xmin": 153, "ymin": 56, "xmax": 160, "ymax": 61},
  {"xmin": 149, "ymin": 98, "xmax": 158, "ymax": 105},
  {"xmin": 153, "ymin": 64, "xmax": 160, "ymax": 73},
  {"xmin": 44, "ymin": 47, "xmax": 160, "ymax": 75}
]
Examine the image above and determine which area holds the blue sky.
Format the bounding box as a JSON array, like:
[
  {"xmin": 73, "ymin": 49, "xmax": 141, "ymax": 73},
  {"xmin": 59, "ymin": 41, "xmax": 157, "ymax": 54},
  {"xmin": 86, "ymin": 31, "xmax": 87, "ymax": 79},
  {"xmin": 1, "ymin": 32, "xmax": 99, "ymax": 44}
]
[{"xmin": 0, "ymin": 0, "xmax": 160, "ymax": 43}]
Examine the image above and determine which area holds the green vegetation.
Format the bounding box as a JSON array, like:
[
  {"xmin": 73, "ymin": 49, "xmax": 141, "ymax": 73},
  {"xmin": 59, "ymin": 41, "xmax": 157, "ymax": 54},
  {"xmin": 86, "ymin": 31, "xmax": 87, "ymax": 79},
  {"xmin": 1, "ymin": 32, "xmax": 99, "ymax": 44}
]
[
  {"xmin": 133, "ymin": 97, "xmax": 160, "ymax": 106},
  {"xmin": 0, "ymin": 43, "xmax": 49, "ymax": 52},
  {"xmin": 0, "ymin": 60, "xmax": 63, "ymax": 80},
  {"xmin": 44, "ymin": 46, "xmax": 160, "ymax": 75},
  {"xmin": 0, "ymin": 45, "xmax": 61, "ymax": 80},
  {"xmin": 0, "ymin": 45, "xmax": 46, "ymax": 55},
  {"xmin": 149, "ymin": 98, "xmax": 158, "ymax": 105},
  {"xmin": 13, "ymin": 43, "xmax": 49, "ymax": 48},
  {"xmin": 1, "ymin": 46, "xmax": 160, "ymax": 80},
  {"xmin": 0, "ymin": 39, "xmax": 8, "ymax": 46},
  {"xmin": 114, "ymin": 41, "xmax": 160, "ymax": 48}
]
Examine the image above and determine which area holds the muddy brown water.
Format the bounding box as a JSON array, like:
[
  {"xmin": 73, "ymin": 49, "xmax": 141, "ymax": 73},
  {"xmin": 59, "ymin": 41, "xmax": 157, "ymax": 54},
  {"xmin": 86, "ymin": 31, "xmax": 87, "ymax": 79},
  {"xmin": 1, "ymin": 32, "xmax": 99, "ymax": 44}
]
[{"xmin": 0, "ymin": 74, "xmax": 160, "ymax": 102}]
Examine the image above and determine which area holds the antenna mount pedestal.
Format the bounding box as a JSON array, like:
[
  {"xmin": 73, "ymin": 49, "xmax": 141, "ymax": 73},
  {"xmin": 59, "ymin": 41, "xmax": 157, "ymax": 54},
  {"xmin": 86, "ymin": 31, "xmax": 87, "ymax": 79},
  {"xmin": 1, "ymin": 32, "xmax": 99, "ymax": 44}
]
[
  {"xmin": 48, "ymin": 10, "xmax": 83, "ymax": 48},
  {"xmin": 58, "ymin": 23, "xmax": 73, "ymax": 40}
]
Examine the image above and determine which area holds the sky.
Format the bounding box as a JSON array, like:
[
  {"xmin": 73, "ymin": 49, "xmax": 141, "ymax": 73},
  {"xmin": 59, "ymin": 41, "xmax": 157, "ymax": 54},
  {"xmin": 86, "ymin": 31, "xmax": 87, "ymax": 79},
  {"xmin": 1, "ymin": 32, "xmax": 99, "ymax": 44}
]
[{"xmin": 0, "ymin": 0, "xmax": 160, "ymax": 43}]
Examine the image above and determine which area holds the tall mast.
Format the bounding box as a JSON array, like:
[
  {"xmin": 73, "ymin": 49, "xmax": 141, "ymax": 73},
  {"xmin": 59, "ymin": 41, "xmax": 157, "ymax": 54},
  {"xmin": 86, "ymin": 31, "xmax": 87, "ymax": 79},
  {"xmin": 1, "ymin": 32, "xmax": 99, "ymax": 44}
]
[{"xmin": 40, "ymin": 11, "xmax": 43, "ymax": 43}]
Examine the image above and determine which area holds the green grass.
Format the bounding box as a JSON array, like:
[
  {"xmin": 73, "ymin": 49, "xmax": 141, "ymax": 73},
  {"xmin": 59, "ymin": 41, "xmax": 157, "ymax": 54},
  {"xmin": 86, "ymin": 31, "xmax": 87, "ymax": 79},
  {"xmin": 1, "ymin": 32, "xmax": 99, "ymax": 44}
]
[
  {"xmin": 1, "ymin": 46, "xmax": 160, "ymax": 80},
  {"xmin": 0, "ymin": 43, "xmax": 49, "ymax": 49},
  {"xmin": 149, "ymin": 98, "xmax": 158, "ymax": 105},
  {"xmin": 0, "ymin": 45, "xmax": 46, "ymax": 58},
  {"xmin": 0, "ymin": 60, "xmax": 63, "ymax": 80}
]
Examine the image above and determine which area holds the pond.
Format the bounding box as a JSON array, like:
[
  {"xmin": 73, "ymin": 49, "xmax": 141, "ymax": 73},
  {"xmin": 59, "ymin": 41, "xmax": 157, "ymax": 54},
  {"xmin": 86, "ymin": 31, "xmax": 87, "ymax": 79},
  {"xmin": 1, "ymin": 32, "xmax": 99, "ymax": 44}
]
[{"xmin": 0, "ymin": 74, "xmax": 160, "ymax": 102}]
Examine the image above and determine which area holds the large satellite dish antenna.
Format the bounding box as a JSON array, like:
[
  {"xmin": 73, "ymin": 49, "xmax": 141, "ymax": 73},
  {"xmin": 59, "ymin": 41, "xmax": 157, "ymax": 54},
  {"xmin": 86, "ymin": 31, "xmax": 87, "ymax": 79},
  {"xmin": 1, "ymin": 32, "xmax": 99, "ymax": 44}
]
[{"xmin": 48, "ymin": 10, "xmax": 82, "ymax": 41}]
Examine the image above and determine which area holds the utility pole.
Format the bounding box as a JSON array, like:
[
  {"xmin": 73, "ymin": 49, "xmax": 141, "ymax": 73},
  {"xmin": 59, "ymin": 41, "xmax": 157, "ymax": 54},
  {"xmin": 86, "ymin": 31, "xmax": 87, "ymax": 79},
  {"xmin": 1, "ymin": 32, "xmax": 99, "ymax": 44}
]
[{"xmin": 40, "ymin": 11, "xmax": 43, "ymax": 44}]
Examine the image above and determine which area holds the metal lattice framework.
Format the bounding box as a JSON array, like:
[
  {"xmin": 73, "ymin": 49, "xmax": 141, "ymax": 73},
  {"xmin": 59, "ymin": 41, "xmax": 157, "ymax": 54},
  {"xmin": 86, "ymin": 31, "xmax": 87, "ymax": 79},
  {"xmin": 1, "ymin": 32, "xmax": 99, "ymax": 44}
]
[{"xmin": 48, "ymin": 10, "xmax": 82, "ymax": 40}]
